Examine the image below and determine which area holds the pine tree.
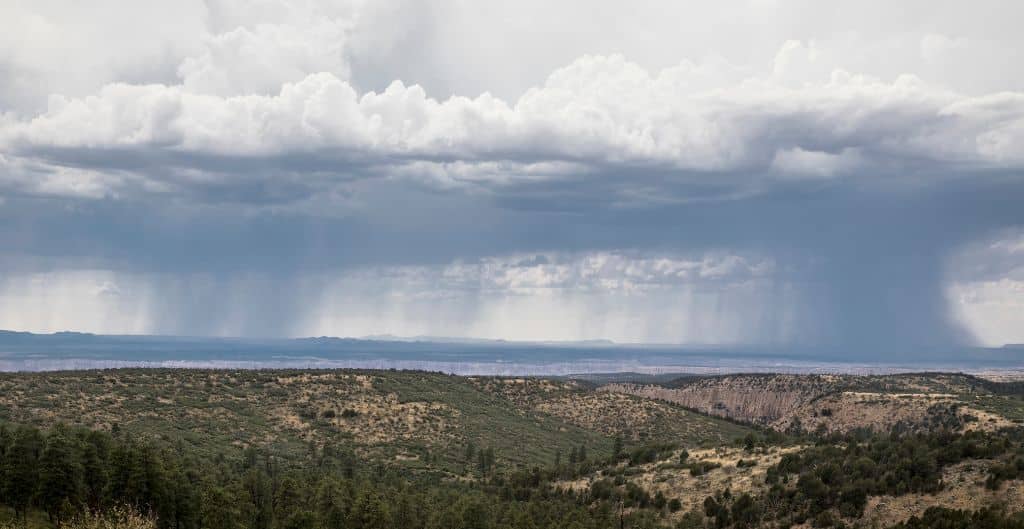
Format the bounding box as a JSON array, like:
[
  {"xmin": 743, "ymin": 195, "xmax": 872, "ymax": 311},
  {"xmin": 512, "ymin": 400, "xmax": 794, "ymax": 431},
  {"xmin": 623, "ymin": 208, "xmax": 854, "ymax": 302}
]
[
  {"xmin": 314, "ymin": 478, "xmax": 349, "ymax": 529},
  {"xmin": 274, "ymin": 475, "xmax": 306, "ymax": 523},
  {"xmin": 0, "ymin": 424, "xmax": 10, "ymax": 506},
  {"xmin": 348, "ymin": 489, "xmax": 392, "ymax": 529},
  {"xmin": 165, "ymin": 461, "xmax": 201, "ymax": 529},
  {"xmin": 38, "ymin": 433, "xmax": 85, "ymax": 525},
  {"xmin": 200, "ymin": 485, "xmax": 244, "ymax": 529},
  {"xmin": 460, "ymin": 498, "xmax": 491, "ymax": 529},
  {"xmin": 80, "ymin": 431, "xmax": 110, "ymax": 513},
  {"xmin": 243, "ymin": 468, "xmax": 273, "ymax": 529},
  {"xmin": 2, "ymin": 427, "xmax": 43, "ymax": 520},
  {"xmin": 391, "ymin": 490, "xmax": 417, "ymax": 529}
]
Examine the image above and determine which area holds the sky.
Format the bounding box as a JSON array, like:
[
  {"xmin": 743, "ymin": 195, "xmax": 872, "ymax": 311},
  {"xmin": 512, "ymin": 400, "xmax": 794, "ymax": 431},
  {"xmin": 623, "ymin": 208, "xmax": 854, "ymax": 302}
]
[{"xmin": 1, "ymin": 0, "xmax": 1023, "ymax": 353}]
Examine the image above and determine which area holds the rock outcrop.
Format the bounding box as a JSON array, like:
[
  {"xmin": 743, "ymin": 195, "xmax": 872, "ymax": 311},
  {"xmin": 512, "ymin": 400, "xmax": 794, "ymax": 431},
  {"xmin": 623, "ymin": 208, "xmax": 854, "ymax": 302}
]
[{"xmin": 602, "ymin": 374, "xmax": 837, "ymax": 425}]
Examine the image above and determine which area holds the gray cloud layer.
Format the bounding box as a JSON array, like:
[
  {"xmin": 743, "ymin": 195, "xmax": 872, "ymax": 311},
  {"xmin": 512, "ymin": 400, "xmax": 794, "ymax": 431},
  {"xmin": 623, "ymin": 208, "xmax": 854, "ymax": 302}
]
[{"xmin": 1, "ymin": 0, "xmax": 1023, "ymax": 353}]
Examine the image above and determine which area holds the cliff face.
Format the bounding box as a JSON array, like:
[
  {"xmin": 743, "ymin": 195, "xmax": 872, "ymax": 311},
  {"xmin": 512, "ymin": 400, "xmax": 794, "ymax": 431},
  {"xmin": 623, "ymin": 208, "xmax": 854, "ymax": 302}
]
[
  {"xmin": 601, "ymin": 373, "xmax": 1015, "ymax": 434},
  {"xmin": 601, "ymin": 375, "xmax": 837, "ymax": 425}
]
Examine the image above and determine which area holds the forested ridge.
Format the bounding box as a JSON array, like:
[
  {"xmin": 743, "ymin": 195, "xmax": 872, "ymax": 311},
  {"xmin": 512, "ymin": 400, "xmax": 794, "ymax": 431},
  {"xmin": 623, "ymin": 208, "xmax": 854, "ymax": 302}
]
[{"xmin": 2, "ymin": 421, "xmax": 1024, "ymax": 529}]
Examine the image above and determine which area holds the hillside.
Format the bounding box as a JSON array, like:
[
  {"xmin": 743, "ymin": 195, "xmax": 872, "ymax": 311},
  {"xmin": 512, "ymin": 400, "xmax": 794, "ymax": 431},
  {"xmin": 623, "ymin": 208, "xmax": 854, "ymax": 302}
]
[
  {"xmin": 553, "ymin": 433, "xmax": 1024, "ymax": 528},
  {"xmin": 468, "ymin": 377, "xmax": 751, "ymax": 446},
  {"xmin": 0, "ymin": 369, "xmax": 1023, "ymax": 529},
  {"xmin": 0, "ymin": 369, "xmax": 750, "ymax": 473}
]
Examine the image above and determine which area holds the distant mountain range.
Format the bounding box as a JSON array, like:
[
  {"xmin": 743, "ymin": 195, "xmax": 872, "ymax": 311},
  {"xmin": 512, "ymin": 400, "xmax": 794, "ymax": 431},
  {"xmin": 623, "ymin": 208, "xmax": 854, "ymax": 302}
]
[
  {"xmin": 360, "ymin": 334, "xmax": 618, "ymax": 347},
  {"xmin": 0, "ymin": 329, "xmax": 1020, "ymax": 374}
]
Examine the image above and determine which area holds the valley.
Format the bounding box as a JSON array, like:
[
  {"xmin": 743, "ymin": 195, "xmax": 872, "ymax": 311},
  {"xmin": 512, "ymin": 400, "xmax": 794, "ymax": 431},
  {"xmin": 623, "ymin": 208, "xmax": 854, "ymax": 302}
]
[{"xmin": 1, "ymin": 369, "xmax": 1023, "ymax": 528}]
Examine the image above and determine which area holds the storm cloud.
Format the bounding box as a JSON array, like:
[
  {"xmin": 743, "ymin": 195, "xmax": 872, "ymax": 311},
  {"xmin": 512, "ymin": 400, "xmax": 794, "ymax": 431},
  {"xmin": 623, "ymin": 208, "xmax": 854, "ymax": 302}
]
[{"xmin": 1, "ymin": 0, "xmax": 1023, "ymax": 354}]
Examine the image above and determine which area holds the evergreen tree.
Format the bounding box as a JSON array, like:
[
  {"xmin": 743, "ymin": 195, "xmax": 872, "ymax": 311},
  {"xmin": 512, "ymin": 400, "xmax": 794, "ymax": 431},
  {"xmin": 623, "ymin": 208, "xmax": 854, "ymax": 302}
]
[
  {"xmin": 38, "ymin": 433, "xmax": 85, "ymax": 526},
  {"xmin": 2, "ymin": 427, "xmax": 43, "ymax": 520},
  {"xmin": 461, "ymin": 498, "xmax": 492, "ymax": 529},
  {"xmin": 243, "ymin": 468, "xmax": 273, "ymax": 529},
  {"xmin": 390, "ymin": 490, "xmax": 418, "ymax": 529},
  {"xmin": 80, "ymin": 431, "xmax": 110, "ymax": 513},
  {"xmin": 165, "ymin": 462, "xmax": 201, "ymax": 529},
  {"xmin": 200, "ymin": 485, "xmax": 245, "ymax": 529},
  {"xmin": 477, "ymin": 447, "xmax": 496, "ymax": 475},
  {"xmin": 314, "ymin": 478, "xmax": 350, "ymax": 529},
  {"xmin": 274, "ymin": 475, "xmax": 306, "ymax": 524},
  {"xmin": 0, "ymin": 424, "xmax": 10, "ymax": 507},
  {"xmin": 348, "ymin": 489, "xmax": 391, "ymax": 529}
]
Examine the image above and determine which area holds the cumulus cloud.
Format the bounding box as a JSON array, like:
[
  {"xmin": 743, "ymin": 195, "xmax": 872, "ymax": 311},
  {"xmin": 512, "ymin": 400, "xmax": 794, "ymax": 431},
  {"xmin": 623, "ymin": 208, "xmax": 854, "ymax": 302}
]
[
  {"xmin": 3, "ymin": 1, "xmax": 1024, "ymax": 208},
  {"xmin": 178, "ymin": 21, "xmax": 351, "ymax": 96},
  {"xmin": 0, "ymin": 1, "xmax": 208, "ymax": 113},
  {"xmin": 4, "ymin": 52, "xmax": 1024, "ymax": 206}
]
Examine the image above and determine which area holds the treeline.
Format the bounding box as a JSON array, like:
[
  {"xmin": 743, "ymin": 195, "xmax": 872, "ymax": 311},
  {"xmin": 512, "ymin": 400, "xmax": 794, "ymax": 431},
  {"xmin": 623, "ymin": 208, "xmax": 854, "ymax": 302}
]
[
  {"xmin": 0, "ymin": 422, "xmax": 659, "ymax": 529},
  {"xmin": 3, "ymin": 421, "xmax": 1024, "ymax": 529},
  {"xmin": 1, "ymin": 423, "xmax": 208, "ymax": 527}
]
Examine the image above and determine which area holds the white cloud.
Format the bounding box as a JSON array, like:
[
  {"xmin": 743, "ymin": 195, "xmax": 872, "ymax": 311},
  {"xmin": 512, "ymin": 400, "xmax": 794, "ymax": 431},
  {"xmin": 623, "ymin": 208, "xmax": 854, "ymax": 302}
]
[
  {"xmin": 947, "ymin": 230, "xmax": 1024, "ymax": 346},
  {"xmin": 306, "ymin": 251, "xmax": 774, "ymax": 300},
  {"xmin": 0, "ymin": 270, "xmax": 151, "ymax": 335},
  {"xmin": 770, "ymin": 147, "xmax": 862, "ymax": 178},
  {"xmin": 0, "ymin": 1, "xmax": 208, "ymax": 113},
  {"xmin": 0, "ymin": 153, "xmax": 135, "ymax": 199},
  {"xmin": 3, "ymin": 2, "xmax": 1024, "ymax": 206},
  {"xmin": 179, "ymin": 21, "xmax": 351, "ymax": 96},
  {"xmin": 773, "ymin": 39, "xmax": 826, "ymax": 82},
  {"xmin": 4, "ymin": 51, "xmax": 1024, "ymax": 204},
  {"xmin": 950, "ymin": 279, "xmax": 1024, "ymax": 347}
]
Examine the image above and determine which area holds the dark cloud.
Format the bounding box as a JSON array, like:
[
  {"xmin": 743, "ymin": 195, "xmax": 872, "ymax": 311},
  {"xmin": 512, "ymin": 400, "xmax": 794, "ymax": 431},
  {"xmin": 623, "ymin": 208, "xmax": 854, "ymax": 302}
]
[
  {"xmin": 2, "ymin": 170, "xmax": 1022, "ymax": 351},
  {"xmin": 2, "ymin": 1, "xmax": 1024, "ymax": 350}
]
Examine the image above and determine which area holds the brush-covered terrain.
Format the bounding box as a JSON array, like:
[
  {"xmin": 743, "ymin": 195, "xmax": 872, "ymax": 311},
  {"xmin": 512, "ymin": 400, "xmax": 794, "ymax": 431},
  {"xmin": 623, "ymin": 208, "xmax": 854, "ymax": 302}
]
[
  {"xmin": 0, "ymin": 369, "xmax": 1023, "ymax": 529},
  {"xmin": 0, "ymin": 370, "xmax": 750, "ymax": 474}
]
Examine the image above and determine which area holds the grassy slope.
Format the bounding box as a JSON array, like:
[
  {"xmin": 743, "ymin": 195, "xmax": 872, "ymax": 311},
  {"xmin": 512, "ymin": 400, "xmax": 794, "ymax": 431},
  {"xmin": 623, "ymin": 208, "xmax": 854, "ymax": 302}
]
[
  {"xmin": 467, "ymin": 377, "xmax": 753, "ymax": 447},
  {"xmin": 0, "ymin": 370, "xmax": 606, "ymax": 470},
  {"xmin": 0, "ymin": 369, "xmax": 757, "ymax": 473},
  {"xmin": 373, "ymin": 371, "xmax": 616, "ymax": 469}
]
